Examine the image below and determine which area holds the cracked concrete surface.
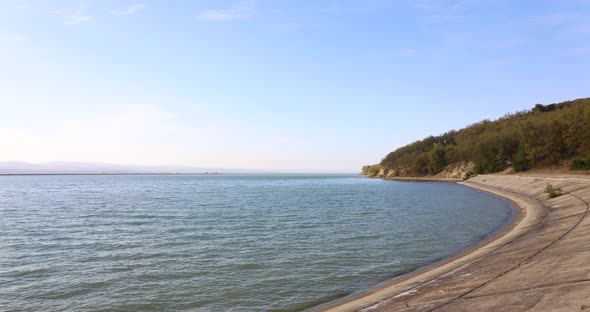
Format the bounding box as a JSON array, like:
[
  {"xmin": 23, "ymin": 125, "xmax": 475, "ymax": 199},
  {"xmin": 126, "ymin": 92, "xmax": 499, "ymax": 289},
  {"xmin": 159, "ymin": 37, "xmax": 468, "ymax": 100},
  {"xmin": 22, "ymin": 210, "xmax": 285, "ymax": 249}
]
[{"xmin": 313, "ymin": 174, "xmax": 590, "ymax": 312}]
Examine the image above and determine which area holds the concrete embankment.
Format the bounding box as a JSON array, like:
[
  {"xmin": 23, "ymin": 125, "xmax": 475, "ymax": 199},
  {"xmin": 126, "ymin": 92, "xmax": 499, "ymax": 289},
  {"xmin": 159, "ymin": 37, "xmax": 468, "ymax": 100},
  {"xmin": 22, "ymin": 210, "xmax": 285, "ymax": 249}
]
[{"xmin": 313, "ymin": 174, "xmax": 590, "ymax": 311}]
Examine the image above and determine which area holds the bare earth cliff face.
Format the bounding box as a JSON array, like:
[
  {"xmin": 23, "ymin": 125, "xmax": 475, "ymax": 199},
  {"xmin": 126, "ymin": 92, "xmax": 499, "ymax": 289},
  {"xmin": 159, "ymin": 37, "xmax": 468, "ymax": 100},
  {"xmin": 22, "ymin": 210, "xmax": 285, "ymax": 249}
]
[
  {"xmin": 315, "ymin": 174, "xmax": 590, "ymax": 312},
  {"xmin": 362, "ymin": 162, "xmax": 474, "ymax": 180}
]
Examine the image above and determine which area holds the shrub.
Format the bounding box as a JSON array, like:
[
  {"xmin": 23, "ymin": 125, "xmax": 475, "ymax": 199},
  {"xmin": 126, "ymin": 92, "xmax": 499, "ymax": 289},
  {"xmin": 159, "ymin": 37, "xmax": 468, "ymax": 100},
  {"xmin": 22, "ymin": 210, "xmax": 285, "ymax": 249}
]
[
  {"xmin": 544, "ymin": 183, "xmax": 562, "ymax": 199},
  {"xmin": 362, "ymin": 164, "xmax": 382, "ymax": 177},
  {"xmin": 463, "ymin": 171, "xmax": 474, "ymax": 181},
  {"xmin": 361, "ymin": 165, "xmax": 382, "ymax": 177},
  {"xmin": 571, "ymin": 158, "xmax": 590, "ymax": 170},
  {"xmin": 513, "ymin": 148, "xmax": 530, "ymax": 172}
]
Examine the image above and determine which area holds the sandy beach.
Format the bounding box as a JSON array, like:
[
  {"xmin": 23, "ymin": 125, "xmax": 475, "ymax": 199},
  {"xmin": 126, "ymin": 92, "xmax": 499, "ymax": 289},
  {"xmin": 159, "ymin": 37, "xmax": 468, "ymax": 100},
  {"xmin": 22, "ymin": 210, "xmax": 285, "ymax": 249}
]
[{"xmin": 311, "ymin": 174, "xmax": 590, "ymax": 311}]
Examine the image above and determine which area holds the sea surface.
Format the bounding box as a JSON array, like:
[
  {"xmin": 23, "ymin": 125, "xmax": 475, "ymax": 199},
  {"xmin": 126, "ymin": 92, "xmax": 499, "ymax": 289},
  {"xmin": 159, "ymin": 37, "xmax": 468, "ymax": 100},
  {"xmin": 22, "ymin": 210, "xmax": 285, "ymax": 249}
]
[{"xmin": 0, "ymin": 174, "xmax": 513, "ymax": 311}]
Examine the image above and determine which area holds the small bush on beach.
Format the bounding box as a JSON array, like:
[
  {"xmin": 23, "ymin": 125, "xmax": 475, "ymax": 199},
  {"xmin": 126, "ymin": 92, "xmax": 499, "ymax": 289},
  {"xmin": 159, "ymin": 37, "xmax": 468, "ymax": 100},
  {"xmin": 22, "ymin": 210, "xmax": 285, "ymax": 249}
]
[{"xmin": 544, "ymin": 183, "xmax": 562, "ymax": 198}]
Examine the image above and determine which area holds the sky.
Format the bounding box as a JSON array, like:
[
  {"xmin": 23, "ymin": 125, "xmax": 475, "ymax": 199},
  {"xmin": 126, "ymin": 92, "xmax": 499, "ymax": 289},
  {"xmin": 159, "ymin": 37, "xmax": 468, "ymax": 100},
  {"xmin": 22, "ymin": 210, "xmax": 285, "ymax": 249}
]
[{"xmin": 1, "ymin": 0, "xmax": 589, "ymax": 173}]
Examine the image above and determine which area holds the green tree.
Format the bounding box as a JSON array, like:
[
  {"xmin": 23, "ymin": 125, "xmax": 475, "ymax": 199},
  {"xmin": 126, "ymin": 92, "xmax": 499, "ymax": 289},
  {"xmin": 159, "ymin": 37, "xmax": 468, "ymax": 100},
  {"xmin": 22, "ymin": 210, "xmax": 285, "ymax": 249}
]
[
  {"xmin": 371, "ymin": 98, "xmax": 590, "ymax": 177},
  {"xmin": 427, "ymin": 144, "xmax": 446, "ymax": 175},
  {"xmin": 547, "ymin": 120, "xmax": 567, "ymax": 165},
  {"xmin": 412, "ymin": 154, "xmax": 429, "ymax": 175}
]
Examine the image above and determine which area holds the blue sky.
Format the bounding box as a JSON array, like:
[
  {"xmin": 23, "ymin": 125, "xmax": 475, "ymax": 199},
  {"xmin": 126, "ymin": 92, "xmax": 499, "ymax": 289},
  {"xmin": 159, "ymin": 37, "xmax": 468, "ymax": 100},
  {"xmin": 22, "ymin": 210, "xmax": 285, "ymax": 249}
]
[{"xmin": 1, "ymin": 0, "xmax": 589, "ymax": 172}]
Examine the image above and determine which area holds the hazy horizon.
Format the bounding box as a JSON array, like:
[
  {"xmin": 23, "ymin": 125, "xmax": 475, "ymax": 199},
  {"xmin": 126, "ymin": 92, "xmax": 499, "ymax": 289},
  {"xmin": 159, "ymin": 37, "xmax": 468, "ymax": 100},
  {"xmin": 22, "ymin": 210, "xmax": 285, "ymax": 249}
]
[
  {"xmin": 2, "ymin": 0, "xmax": 589, "ymax": 172},
  {"xmin": 0, "ymin": 161, "xmax": 358, "ymax": 174}
]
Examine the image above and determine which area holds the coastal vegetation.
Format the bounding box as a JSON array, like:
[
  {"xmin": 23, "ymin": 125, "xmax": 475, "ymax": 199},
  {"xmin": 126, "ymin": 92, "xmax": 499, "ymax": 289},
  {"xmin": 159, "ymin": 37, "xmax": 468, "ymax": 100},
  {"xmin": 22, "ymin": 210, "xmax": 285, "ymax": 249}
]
[
  {"xmin": 544, "ymin": 183, "xmax": 563, "ymax": 199},
  {"xmin": 363, "ymin": 98, "xmax": 590, "ymax": 178},
  {"xmin": 571, "ymin": 158, "xmax": 590, "ymax": 170}
]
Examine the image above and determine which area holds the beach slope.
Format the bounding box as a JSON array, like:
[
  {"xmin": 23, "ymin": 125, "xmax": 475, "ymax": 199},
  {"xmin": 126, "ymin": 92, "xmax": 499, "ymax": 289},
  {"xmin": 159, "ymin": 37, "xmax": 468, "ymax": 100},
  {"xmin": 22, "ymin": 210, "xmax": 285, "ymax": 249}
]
[{"xmin": 312, "ymin": 174, "xmax": 590, "ymax": 311}]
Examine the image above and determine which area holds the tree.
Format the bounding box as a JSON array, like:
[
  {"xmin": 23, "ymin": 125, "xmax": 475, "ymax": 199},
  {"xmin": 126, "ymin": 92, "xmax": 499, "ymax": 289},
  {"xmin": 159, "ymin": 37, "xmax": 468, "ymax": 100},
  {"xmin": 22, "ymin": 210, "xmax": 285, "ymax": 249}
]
[
  {"xmin": 372, "ymin": 98, "xmax": 590, "ymax": 177},
  {"xmin": 412, "ymin": 154, "xmax": 429, "ymax": 175},
  {"xmin": 427, "ymin": 144, "xmax": 446, "ymax": 175},
  {"xmin": 547, "ymin": 120, "xmax": 567, "ymax": 165}
]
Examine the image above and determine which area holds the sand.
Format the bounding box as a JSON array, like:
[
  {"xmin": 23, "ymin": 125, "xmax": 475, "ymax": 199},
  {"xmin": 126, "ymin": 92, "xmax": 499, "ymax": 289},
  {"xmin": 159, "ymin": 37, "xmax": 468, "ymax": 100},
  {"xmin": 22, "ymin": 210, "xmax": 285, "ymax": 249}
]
[{"xmin": 310, "ymin": 174, "xmax": 590, "ymax": 311}]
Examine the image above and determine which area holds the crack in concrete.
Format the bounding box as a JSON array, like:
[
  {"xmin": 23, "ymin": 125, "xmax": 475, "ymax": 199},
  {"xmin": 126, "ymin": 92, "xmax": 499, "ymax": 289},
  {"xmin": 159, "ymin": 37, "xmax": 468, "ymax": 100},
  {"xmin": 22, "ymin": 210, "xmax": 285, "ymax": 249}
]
[
  {"xmin": 424, "ymin": 187, "xmax": 590, "ymax": 312},
  {"xmin": 399, "ymin": 181, "xmax": 552, "ymax": 309},
  {"xmin": 462, "ymin": 278, "xmax": 590, "ymax": 299}
]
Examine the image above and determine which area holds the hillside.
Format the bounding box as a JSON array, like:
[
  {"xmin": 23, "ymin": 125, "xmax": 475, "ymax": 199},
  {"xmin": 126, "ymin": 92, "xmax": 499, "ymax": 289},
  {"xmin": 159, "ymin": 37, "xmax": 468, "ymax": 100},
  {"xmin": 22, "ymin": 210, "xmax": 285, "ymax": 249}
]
[{"xmin": 362, "ymin": 98, "xmax": 590, "ymax": 179}]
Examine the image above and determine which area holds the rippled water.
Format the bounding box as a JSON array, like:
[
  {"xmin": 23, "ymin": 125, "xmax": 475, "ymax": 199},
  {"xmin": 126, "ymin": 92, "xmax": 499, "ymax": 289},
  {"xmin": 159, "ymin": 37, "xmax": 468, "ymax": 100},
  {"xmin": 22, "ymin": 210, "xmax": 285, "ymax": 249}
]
[{"xmin": 0, "ymin": 174, "xmax": 513, "ymax": 311}]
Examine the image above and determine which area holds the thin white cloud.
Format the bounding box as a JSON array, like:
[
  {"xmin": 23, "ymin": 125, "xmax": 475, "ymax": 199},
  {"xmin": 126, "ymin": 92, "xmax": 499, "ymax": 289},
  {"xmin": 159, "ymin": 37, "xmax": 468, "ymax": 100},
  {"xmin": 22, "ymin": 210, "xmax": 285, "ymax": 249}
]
[
  {"xmin": 66, "ymin": 14, "xmax": 91, "ymax": 25},
  {"xmin": 198, "ymin": 1, "xmax": 256, "ymax": 22},
  {"xmin": 15, "ymin": 2, "xmax": 35, "ymax": 9},
  {"xmin": 2, "ymin": 33, "xmax": 26, "ymax": 42},
  {"xmin": 110, "ymin": 4, "xmax": 144, "ymax": 15},
  {"xmin": 51, "ymin": 8, "xmax": 91, "ymax": 25}
]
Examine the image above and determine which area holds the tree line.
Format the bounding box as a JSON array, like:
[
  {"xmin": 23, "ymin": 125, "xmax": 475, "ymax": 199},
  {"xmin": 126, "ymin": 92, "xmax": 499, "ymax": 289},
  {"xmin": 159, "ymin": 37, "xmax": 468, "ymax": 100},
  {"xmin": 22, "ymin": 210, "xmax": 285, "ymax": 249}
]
[{"xmin": 376, "ymin": 98, "xmax": 590, "ymax": 176}]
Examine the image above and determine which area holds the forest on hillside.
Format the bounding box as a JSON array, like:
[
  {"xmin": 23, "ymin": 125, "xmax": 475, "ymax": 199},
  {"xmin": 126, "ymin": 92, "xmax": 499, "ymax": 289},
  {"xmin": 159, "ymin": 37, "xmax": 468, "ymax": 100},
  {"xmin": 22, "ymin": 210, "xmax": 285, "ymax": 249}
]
[{"xmin": 365, "ymin": 98, "xmax": 590, "ymax": 177}]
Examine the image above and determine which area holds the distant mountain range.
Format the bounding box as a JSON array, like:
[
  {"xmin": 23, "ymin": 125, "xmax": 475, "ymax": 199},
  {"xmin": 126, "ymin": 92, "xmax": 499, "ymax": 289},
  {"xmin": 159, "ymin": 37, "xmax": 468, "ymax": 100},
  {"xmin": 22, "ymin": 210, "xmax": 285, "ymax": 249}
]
[{"xmin": 0, "ymin": 161, "xmax": 270, "ymax": 174}]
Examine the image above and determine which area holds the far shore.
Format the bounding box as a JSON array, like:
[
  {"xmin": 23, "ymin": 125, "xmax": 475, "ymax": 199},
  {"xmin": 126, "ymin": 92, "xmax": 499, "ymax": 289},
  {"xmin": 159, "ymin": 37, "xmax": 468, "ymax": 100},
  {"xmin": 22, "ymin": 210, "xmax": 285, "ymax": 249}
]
[{"xmin": 311, "ymin": 173, "xmax": 590, "ymax": 311}]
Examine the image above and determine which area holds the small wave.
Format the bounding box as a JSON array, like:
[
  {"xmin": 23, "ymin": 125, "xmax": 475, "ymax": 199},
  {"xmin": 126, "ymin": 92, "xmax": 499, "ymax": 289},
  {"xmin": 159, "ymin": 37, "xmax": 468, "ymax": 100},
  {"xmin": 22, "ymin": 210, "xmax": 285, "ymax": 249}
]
[
  {"xmin": 2, "ymin": 266, "xmax": 50, "ymax": 278},
  {"xmin": 238, "ymin": 263, "xmax": 260, "ymax": 270}
]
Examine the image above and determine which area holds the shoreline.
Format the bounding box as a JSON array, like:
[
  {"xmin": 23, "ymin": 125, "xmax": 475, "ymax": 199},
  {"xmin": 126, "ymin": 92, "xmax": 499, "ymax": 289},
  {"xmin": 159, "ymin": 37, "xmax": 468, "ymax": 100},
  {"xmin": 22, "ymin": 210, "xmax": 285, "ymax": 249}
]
[
  {"xmin": 382, "ymin": 176, "xmax": 462, "ymax": 182},
  {"xmin": 308, "ymin": 176, "xmax": 531, "ymax": 312},
  {"xmin": 311, "ymin": 174, "xmax": 590, "ymax": 311}
]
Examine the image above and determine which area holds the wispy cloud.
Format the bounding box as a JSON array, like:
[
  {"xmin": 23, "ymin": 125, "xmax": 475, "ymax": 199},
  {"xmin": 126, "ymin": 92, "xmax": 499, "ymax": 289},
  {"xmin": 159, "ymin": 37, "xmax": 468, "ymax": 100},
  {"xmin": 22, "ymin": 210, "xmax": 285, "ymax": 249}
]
[
  {"xmin": 198, "ymin": 1, "xmax": 256, "ymax": 22},
  {"xmin": 65, "ymin": 14, "xmax": 91, "ymax": 25},
  {"xmin": 2, "ymin": 33, "xmax": 26, "ymax": 42},
  {"xmin": 110, "ymin": 4, "xmax": 144, "ymax": 15},
  {"xmin": 51, "ymin": 8, "xmax": 91, "ymax": 25},
  {"xmin": 15, "ymin": 2, "xmax": 35, "ymax": 9}
]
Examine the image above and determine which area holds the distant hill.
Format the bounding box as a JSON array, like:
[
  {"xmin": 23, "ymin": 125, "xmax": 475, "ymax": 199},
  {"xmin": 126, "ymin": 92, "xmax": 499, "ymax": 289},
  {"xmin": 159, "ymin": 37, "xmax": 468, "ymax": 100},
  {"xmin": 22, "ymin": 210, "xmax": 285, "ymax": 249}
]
[
  {"xmin": 0, "ymin": 162, "xmax": 268, "ymax": 175},
  {"xmin": 362, "ymin": 98, "xmax": 590, "ymax": 179}
]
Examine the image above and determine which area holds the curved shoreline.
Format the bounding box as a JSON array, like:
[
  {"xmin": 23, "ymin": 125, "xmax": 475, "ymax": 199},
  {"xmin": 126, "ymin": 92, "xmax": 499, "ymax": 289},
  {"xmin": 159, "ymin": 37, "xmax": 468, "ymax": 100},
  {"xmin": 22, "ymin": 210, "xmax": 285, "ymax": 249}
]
[
  {"xmin": 308, "ymin": 177, "xmax": 534, "ymax": 312},
  {"xmin": 310, "ymin": 174, "xmax": 590, "ymax": 311}
]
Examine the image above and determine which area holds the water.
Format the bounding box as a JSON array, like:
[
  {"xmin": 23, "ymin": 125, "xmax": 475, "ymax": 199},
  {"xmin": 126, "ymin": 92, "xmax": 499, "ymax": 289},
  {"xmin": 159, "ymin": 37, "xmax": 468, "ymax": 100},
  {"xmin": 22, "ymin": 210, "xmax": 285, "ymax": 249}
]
[{"xmin": 0, "ymin": 174, "xmax": 513, "ymax": 311}]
